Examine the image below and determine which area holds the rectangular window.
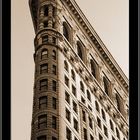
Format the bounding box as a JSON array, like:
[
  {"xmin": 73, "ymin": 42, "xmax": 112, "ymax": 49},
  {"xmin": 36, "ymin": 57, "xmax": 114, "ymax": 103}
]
[
  {"xmin": 65, "ymin": 91, "xmax": 70, "ymax": 104},
  {"xmin": 52, "ymin": 65, "xmax": 56, "ymax": 75},
  {"xmin": 101, "ymin": 109, "xmax": 106, "ymax": 121},
  {"xmin": 40, "ymin": 79, "xmax": 48, "ymax": 91},
  {"xmin": 116, "ymin": 128, "xmax": 120, "ymax": 139},
  {"xmin": 112, "ymin": 136, "xmax": 115, "ymax": 140},
  {"xmin": 99, "ymin": 134, "xmax": 103, "ymax": 140},
  {"xmin": 89, "ymin": 117, "xmax": 93, "ymax": 129},
  {"xmin": 83, "ymin": 128, "xmax": 87, "ymax": 140},
  {"xmin": 66, "ymin": 108, "xmax": 71, "ymax": 122},
  {"xmin": 37, "ymin": 135, "xmax": 46, "ymax": 140},
  {"xmin": 52, "ymin": 116, "xmax": 57, "ymax": 129},
  {"xmin": 74, "ymin": 137, "xmax": 78, "ymax": 140},
  {"xmin": 82, "ymin": 110, "xmax": 86, "ymax": 122},
  {"xmin": 73, "ymin": 101, "xmax": 77, "ymax": 113},
  {"xmin": 97, "ymin": 117, "xmax": 101, "ymax": 129},
  {"xmin": 38, "ymin": 115, "xmax": 47, "ymax": 129},
  {"xmin": 88, "ymin": 105, "xmax": 92, "ymax": 111},
  {"xmin": 81, "ymin": 96, "xmax": 85, "ymax": 104},
  {"xmin": 52, "ymin": 97, "xmax": 56, "ymax": 109},
  {"xmin": 39, "ymin": 96, "xmax": 47, "ymax": 109},
  {"xmin": 73, "ymin": 118, "xmax": 78, "ymax": 132},
  {"xmin": 90, "ymin": 135, "xmax": 94, "ymax": 140},
  {"xmin": 40, "ymin": 63, "xmax": 48, "ymax": 74},
  {"xmin": 65, "ymin": 76, "xmax": 69, "ymax": 87},
  {"xmin": 103, "ymin": 125, "xmax": 108, "ymax": 137},
  {"xmin": 52, "ymin": 80, "xmax": 57, "ymax": 91},
  {"xmin": 72, "ymin": 85, "xmax": 76, "ymax": 96},
  {"xmin": 52, "ymin": 136, "xmax": 57, "ymax": 140},
  {"xmin": 66, "ymin": 127, "xmax": 71, "ymax": 140}
]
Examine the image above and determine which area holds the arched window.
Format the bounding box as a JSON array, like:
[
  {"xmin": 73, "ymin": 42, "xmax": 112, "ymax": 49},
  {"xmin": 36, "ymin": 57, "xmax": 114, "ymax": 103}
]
[
  {"xmin": 87, "ymin": 90, "xmax": 91, "ymax": 101},
  {"xmin": 95, "ymin": 101, "xmax": 100, "ymax": 112},
  {"xmin": 64, "ymin": 60, "xmax": 69, "ymax": 72},
  {"xmin": 63, "ymin": 22, "xmax": 69, "ymax": 41},
  {"xmin": 90, "ymin": 59, "xmax": 96, "ymax": 78},
  {"xmin": 44, "ymin": 6, "xmax": 49, "ymax": 16},
  {"xmin": 80, "ymin": 81, "xmax": 85, "ymax": 93},
  {"xmin": 41, "ymin": 49, "xmax": 48, "ymax": 59},
  {"xmin": 103, "ymin": 76, "xmax": 109, "ymax": 95},
  {"xmin": 52, "ymin": 50, "xmax": 56, "ymax": 60},
  {"xmin": 71, "ymin": 69, "xmax": 75, "ymax": 81},
  {"xmin": 77, "ymin": 41, "xmax": 83, "ymax": 61}
]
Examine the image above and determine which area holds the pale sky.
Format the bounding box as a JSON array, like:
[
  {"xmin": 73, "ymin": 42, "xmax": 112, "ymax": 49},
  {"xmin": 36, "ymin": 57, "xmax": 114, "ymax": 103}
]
[{"xmin": 11, "ymin": 0, "xmax": 129, "ymax": 140}]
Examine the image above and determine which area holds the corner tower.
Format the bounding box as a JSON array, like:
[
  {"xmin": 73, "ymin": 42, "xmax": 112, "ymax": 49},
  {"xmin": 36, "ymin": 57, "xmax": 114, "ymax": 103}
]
[{"xmin": 29, "ymin": 0, "xmax": 129, "ymax": 140}]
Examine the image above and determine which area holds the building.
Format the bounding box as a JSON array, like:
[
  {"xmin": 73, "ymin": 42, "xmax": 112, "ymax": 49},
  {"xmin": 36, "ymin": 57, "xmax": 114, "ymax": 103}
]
[{"xmin": 29, "ymin": 0, "xmax": 129, "ymax": 140}]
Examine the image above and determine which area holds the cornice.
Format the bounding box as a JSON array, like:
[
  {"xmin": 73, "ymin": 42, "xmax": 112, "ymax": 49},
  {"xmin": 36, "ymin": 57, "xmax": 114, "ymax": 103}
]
[{"xmin": 61, "ymin": 0, "xmax": 129, "ymax": 93}]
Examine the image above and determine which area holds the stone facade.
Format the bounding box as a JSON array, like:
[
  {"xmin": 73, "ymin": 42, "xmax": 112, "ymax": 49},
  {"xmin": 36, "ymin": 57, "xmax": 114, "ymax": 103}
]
[{"xmin": 29, "ymin": 0, "xmax": 129, "ymax": 140}]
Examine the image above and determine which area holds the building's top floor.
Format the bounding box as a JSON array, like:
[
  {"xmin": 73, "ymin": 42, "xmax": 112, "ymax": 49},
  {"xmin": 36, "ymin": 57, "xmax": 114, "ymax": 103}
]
[{"xmin": 29, "ymin": 0, "xmax": 129, "ymax": 94}]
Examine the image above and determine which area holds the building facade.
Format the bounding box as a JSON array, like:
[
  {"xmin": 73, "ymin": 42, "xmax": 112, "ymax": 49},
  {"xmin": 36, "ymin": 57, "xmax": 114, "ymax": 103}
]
[{"xmin": 29, "ymin": 0, "xmax": 129, "ymax": 140}]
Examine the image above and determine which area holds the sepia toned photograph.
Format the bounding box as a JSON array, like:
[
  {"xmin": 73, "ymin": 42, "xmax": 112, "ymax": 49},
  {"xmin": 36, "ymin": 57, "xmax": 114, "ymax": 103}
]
[{"xmin": 12, "ymin": 0, "xmax": 129, "ymax": 140}]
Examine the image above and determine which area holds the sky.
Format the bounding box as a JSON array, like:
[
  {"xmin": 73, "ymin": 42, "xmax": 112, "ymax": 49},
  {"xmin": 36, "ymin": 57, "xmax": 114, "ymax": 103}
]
[{"xmin": 11, "ymin": 0, "xmax": 129, "ymax": 140}]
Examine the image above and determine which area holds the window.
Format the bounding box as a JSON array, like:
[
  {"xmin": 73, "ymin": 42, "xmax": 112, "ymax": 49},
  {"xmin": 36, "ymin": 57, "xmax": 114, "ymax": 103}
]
[
  {"xmin": 66, "ymin": 127, "xmax": 71, "ymax": 140},
  {"xmin": 71, "ymin": 70, "xmax": 75, "ymax": 81},
  {"xmin": 89, "ymin": 117, "xmax": 93, "ymax": 129},
  {"xmin": 82, "ymin": 110, "xmax": 86, "ymax": 122},
  {"xmin": 90, "ymin": 59, "xmax": 97, "ymax": 78},
  {"xmin": 80, "ymin": 81, "xmax": 85, "ymax": 93},
  {"xmin": 52, "ymin": 65, "xmax": 56, "ymax": 75},
  {"xmin": 65, "ymin": 76, "xmax": 69, "ymax": 87},
  {"xmin": 63, "ymin": 22, "xmax": 70, "ymax": 42},
  {"xmin": 52, "ymin": 116, "xmax": 57, "ymax": 129},
  {"xmin": 88, "ymin": 105, "xmax": 92, "ymax": 111},
  {"xmin": 40, "ymin": 79, "xmax": 48, "ymax": 91},
  {"xmin": 87, "ymin": 90, "xmax": 91, "ymax": 101},
  {"xmin": 52, "ymin": 50, "xmax": 56, "ymax": 60},
  {"xmin": 52, "ymin": 37, "xmax": 56, "ymax": 44},
  {"xmin": 73, "ymin": 101, "xmax": 77, "ymax": 113},
  {"xmin": 97, "ymin": 117, "xmax": 101, "ymax": 129},
  {"xmin": 65, "ymin": 91, "xmax": 70, "ymax": 104},
  {"xmin": 72, "ymin": 85, "xmax": 76, "ymax": 96},
  {"xmin": 81, "ymin": 96, "xmax": 85, "ymax": 104},
  {"xmin": 52, "ymin": 80, "xmax": 57, "ymax": 91},
  {"xmin": 41, "ymin": 49, "xmax": 48, "ymax": 59},
  {"xmin": 116, "ymin": 128, "xmax": 120, "ymax": 139},
  {"xmin": 40, "ymin": 63, "xmax": 48, "ymax": 74},
  {"xmin": 99, "ymin": 134, "xmax": 103, "ymax": 140},
  {"xmin": 39, "ymin": 96, "xmax": 47, "ymax": 109},
  {"xmin": 66, "ymin": 108, "xmax": 71, "ymax": 122},
  {"xmin": 64, "ymin": 60, "xmax": 69, "ymax": 72},
  {"xmin": 103, "ymin": 76, "xmax": 110, "ymax": 95},
  {"xmin": 90, "ymin": 135, "xmax": 94, "ymax": 140},
  {"xmin": 77, "ymin": 41, "xmax": 83, "ymax": 61},
  {"xmin": 44, "ymin": 6, "xmax": 48, "ymax": 16},
  {"xmin": 73, "ymin": 118, "xmax": 78, "ymax": 132},
  {"xmin": 112, "ymin": 136, "xmax": 115, "ymax": 140},
  {"xmin": 110, "ymin": 120, "xmax": 114, "ymax": 131},
  {"xmin": 52, "ymin": 97, "xmax": 56, "ymax": 109},
  {"xmin": 44, "ymin": 21, "xmax": 48, "ymax": 28},
  {"xmin": 101, "ymin": 109, "xmax": 106, "ymax": 121},
  {"xmin": 37, "ymin": 135, "xmax": 46, "ymax": 140},
  {"xmin": 74, "ymin": 137, "xmax": 78, "ymax": 140},
  {"xmin": 38, "ymin": 115, "xmax": 47, "ymax": 129},
  {"xmin": 83, "ymin": 128, "xmax": 87, "ymax": 140},
  {"xmin": 116, "ymin": 93, "xmax": 121, "ymax": 112},
  {"xmin": 52, "ymin": 136, "xmax": 57, "ymax": 140},
  {"xmin": 103, "ymin": 125, "xmax": 108, "ymax": 137},
  {"xmin": 42, "ymin": 35, "xmax": 48, "ymax": 43},
  {"xmin": 95, "ymin": 101, "xmax": 100, "ymax": 112}
]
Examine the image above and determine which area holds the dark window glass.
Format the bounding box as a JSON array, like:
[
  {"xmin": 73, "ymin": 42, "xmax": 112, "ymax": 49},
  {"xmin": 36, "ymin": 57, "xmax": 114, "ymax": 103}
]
[
  {"xmin": 95, "ymin": 101, "xmax": 100, "ymax": 112},
  {"xmin": 88, "ymin": 105, "xmax": 92, "ymax": 111},
  {"xmin": 101, "ymin": 109, "xmax": 106, "ymax": 121},
  {"xmin": 99, "ymin": 134, "xmax": 103, "ymax": 140},
  {"xmin": 83, "ymin": 128, "xmax": 87, "ymax": 140},
  {"xmin": 65, "ymin": 76, "xmax": 69, "ymax": 87},
  {"xmin": 103, "ymin": 76, "xmax": 109, "ymax": 95},
  {"xmin": 65, "ymin": 91, "xmax": 70, "ymax": 104},
  {"xmin": 82, "ymin": 110, "xmax": 86, "ymax": 122},
  {"xmin": 110, "ymin": 120, "xmax": 114, "ymax": 131},
  {"xmin": 52, "ymin": 80, "xmax": 56, "ymax": 91},
  {"xmin": 87, "ymin": 90, "xmax": 91, "ymax": 101},
  {"xmin": 66, "ymin": 127, "xmax": 71, "ymax": 140},
  {"xmin": 72, "ymin": 85, "xmax": 76, "ymax": 96},
  {"xmin": 66, "ymin": 108, "xmax": 71, "ymax": 122},
  {"xmin": 71, "ymin": 70, "xmax": 75, "ymax": 81},
  {"xmin": 73, "ymin": 101, "xmax": 77, "ymax": 113},
  {"xmin": 52, "ymin": 65, "xmax": 56, "ymax": 75},
  {"xmin": 40, "ymin": 63, "xmax": 48, "ymax": 74},
  {"xmin": 64, "ymin": 60, "xmax": 69, "ymax": 72},
  {"xmin": 77, "ymin": 42, "xmax": 83, "ymax": 60},
  {"xmin": 63, "ymin": 23, "xmax": 69, "ymax": 41},
  {"xmin": 52, "ymin": 136, "xmax": 57, "ymax": 140},
  {"xmin": 39, "ymin": 96, "xmax": 47, "ymax": 109},
  {"xmin": 104, "ymin": 125, "xmax": 108, "ymax": 137},
  {"xmin": 116, "ymin": 128, "xmax": 120, "ymax": 139},
  {"xmin": 90, "ymin": 59, "xmax": 96, "ymax": 78},
  {"xmin": 41, "ymin": 49, "xmax": 48, "ymax": 59},
  {"xmin": 52, "ymin": 97, "xmax": 56, "ymax": 109},
  {"xmin": 73, "ymin": 118, "xmax": 78, "ymax": 132},
  {"xmin": 37, "ymin": 135, "xmax": 46, "ymax": 140},
  {"xmin": 80, "ymin": 81, "xmax": 85, "ymax": 93},
  {"xmin": 97, "ymin": 117, "xmax": 101, "ymax": 129},
  {"xmin": 81, "ymin": 96, "xmax": 85, "ymax": 104},
  {"xmin": 52, "ymin": 116, "xmax": 57, "ymax": 129},
  {"xmin": 90, "ymin": 135, "xmax": 94, "ymax": 140},
  {"xmin": 112, "ymin": 136, "xmax": 115, "ymax": 140},
  {"xmin": 44, "ymin": 6, "xmax": 48, "ymax": 16},
  {"xmin": 40, "ymin": 79, "xmax": 48, "ymax": 91},
  {"xmin": 38, "ymin": 115, "xmax": 47, "ymax": 129},
  {"xmin": 89, "ymin": 117, "xmax": 93, "ymax": 129},
  {"xmin": 44, "ymin": 21, "xmax": 48, "ymax": 28},
  {"xmin": 52, "ymin": 50, "xmax": 56, "ymax": 60}
]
